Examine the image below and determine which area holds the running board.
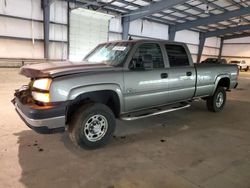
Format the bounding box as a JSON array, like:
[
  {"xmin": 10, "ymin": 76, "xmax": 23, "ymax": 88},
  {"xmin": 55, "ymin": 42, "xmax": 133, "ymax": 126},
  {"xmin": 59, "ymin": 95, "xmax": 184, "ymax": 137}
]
[{"xmin": 120, "ymin": 104, "xmax": 191, "ymax": 121}]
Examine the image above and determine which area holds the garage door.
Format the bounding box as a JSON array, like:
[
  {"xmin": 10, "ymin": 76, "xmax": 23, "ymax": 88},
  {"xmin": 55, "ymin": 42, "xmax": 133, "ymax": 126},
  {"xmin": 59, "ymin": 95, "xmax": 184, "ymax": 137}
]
[{"xmin": 69, "ymin": 8, "xmax": 113, "ymax": 61}]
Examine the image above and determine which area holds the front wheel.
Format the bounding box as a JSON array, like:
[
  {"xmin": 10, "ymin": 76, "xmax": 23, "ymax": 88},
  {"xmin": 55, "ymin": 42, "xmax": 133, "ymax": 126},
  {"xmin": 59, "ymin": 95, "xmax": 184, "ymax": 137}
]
[
  {"xmin": 206, "ymin": 87, "xmax": 226, "ymax": 112},
  {"xmin": 68, "ymin": 103, "xmax": 116, "ymax": 149}
]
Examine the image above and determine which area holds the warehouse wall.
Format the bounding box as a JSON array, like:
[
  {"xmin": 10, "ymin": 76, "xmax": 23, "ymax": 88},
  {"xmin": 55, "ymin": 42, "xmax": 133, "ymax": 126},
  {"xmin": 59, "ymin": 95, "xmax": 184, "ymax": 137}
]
[
  {"xmin": 109, "ymin": 17, "xmax": 220, "ymax": 63},
  {"xmin": 0, "ymin": 0, "xmax": 68, "ymax": 62},
  {"xmin": 200, "ymin": 37, "xmax": 221, "ymax": 62},
  {"xmin": 0, "ymin": 2, "xmax": 221, "ymax": 65},
  {"xmin": 175, "ymin": 30, "xmax": 199, "ymax": 63},
  {"xmin": 222, "ymin": 36, "xmax": 250, "ymax": 64},
  {"xmin": 69, "ymin": 9, "xmax": 112, "ymax": 61}
]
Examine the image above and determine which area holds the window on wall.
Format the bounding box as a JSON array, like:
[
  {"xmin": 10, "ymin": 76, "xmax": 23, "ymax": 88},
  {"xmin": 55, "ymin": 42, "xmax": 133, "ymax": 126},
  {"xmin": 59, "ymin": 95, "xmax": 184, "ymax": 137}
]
[
  {"xmin": 131, "ymin": 43, "xmax": 164, "ymax": 69},
  {"xmin": 165, "ymin": 44, "xmax": 190, "ymax": 67}
]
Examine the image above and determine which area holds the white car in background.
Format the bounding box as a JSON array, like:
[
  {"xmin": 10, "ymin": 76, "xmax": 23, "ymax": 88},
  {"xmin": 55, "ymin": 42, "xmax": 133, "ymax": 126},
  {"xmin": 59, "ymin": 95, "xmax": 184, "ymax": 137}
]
[{"xmin": 229, "ymin": 60, "xmax": 249, "ymax": 72}]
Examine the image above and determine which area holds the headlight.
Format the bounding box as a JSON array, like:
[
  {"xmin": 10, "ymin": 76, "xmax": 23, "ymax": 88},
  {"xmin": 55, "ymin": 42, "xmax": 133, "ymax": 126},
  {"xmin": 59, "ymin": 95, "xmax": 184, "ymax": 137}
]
[
  {"xmin": 32, "ymin": 92, "xmax": 50, "ymax": 103},
  {"xmin": 33, "ymin": 78, "xmax": 52, "ymax": 90},
  {"xmin": 32, "ymin": 78, "xmax": 52, "ymax": 102}
]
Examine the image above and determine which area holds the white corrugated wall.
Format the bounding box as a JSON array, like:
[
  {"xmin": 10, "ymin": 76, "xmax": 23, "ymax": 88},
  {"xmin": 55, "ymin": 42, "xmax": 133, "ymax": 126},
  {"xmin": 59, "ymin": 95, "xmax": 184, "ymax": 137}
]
[
  {"xmin": 222, "ymin": 37, "xmax": 250, "ymax": 64},
  {"xmin": 0, "ymin": 0, "xmax": 68, "ymax": 61},
  {"xmin": 69, "ymin": 9, "xmax": 112, "ymax": 61},
  {"xmin": 0, "ymin": 2, "xmax": 225, "ymax": 64},
  {"xmin": 108, "ymin": 17, "xmax": 221, "ymax": 63}
]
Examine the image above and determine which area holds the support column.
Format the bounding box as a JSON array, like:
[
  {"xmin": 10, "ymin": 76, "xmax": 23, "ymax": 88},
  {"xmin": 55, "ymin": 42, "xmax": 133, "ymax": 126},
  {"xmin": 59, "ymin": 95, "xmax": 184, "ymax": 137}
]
[
  {"xmin": 218, "ymin": 38, "xmax": 224, "ymax": 60},
  {"xmin": 67, "ymin": 1, "xmax": 70, "ymax": 60},
  {"xmin": 43, "ymin": 0, "xmax": 50, "ymax": 59},
  {"xmin": 122, "ymin": 17, "xmax": 130, "ymax": 40},
  {"xmin": 197, "ymin": 33, "xmax": 205, "ymax": 63},
  {"xmin": 168, "ymin": 26, "xmax": 176, "ymax": 41}
]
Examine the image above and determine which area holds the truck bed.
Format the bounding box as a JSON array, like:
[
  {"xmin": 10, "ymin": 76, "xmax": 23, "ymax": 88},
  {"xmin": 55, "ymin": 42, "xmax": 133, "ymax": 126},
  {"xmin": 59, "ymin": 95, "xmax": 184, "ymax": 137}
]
[{"xmin": 194, "ymin": 63, "xmax": 238, "ymax": 97}]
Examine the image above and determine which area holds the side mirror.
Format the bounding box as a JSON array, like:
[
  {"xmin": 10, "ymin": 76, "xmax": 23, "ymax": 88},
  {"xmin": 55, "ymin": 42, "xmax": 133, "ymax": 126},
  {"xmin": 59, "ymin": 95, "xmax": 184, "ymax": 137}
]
[{"xmin": 142, "ymin": 54, "xmax": 153, "ymax": 70}]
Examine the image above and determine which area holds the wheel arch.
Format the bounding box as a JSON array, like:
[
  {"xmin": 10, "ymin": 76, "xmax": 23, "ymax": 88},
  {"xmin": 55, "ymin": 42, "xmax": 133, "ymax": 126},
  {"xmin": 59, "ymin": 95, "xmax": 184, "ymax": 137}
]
[
  {"xmin": 66, "ymin": 85, "xmax": 123, "ymax": 124},
  {"xmin": 213, "ymin": 75, "xmax": 230, "ymax": 94}
]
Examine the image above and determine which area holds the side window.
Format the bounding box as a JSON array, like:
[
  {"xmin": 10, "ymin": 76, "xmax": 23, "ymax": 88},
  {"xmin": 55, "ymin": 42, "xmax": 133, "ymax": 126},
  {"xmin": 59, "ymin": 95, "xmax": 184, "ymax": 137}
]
[
  {"xmin": 165, "ymin": 44, "xmax": 189, "ymax": 67},
  {"xmin": 130, "ymin": 43, "xmax": 164, "ymax": 69}
]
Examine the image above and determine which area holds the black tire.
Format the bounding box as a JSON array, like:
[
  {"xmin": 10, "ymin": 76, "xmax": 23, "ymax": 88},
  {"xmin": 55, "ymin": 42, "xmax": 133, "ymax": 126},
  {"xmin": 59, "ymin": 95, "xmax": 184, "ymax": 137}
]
[
  {"xmin": 68, "ymin": 103, "xmax": 116, "ymax": 149},
  {"xmin": 206, "ymin": 87, "xmax": 226, "ymax": 112},
  {"xmin": 245, "ymin": 66, "xmax": 249, "ymax": 72}
]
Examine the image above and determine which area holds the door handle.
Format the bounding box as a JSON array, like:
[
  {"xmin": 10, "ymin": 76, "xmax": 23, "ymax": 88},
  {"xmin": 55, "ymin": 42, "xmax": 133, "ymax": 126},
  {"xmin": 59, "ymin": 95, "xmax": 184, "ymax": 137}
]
[
  {"xmin": 186, "ymin": 71, "xmax": 192, "ymax": 76},
  {"xmin": 161, "ymin": 73, "xmax": 168, "ymax": 79},
  {"xmin": 126, "ymin": 88, "xmax": 133, "ymax": 93}
]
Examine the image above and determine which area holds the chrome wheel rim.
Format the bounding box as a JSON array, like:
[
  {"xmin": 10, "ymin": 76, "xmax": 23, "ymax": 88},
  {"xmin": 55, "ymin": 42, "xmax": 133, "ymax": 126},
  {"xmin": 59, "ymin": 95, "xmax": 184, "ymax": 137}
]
[
  {"xmin": 83, "ymin": 115, "xmax": 108, "ymax": 142},
  {"xmin": 216, "ymin": 92, "xmax": 224, "ymax": 108}
]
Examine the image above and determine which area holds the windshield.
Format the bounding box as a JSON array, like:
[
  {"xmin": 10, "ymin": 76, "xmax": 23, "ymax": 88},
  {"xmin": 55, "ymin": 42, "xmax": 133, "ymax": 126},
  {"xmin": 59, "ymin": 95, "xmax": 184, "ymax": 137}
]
[{"xmin": 84, "ymin": 42, "xmax": 133, "ymax": 66}]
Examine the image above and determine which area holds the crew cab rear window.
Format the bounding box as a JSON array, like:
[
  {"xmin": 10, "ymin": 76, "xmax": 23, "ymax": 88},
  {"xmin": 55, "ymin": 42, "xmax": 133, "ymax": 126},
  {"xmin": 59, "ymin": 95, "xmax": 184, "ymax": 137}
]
[{"xmin": 165, "ymin": 44, "xmax": 189, "ymax": 67}]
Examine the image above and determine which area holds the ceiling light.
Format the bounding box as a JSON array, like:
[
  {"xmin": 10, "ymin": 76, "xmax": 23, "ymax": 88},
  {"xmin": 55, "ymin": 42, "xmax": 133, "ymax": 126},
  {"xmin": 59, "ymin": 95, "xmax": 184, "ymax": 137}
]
[
  {"xmin": 205, "ymin": 4, "xmax": 209, "ymax": 14},
  {"xmin": 238, "ymin": 17, "xmax": 242, "ymax": 26}
]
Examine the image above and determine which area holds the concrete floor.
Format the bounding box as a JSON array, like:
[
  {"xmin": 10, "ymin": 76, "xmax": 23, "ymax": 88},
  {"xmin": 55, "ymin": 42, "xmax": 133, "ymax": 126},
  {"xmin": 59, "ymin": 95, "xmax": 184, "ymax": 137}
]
[{"xmin": 0, "ymin": 68, "xmax": 250, "ymax": 188}]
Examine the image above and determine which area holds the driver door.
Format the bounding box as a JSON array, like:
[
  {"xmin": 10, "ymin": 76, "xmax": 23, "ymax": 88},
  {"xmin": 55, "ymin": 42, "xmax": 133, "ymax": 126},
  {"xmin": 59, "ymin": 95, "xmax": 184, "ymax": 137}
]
[{"xmin": 123, "ymin": 43, "xmax": 169, "ymax": 112}]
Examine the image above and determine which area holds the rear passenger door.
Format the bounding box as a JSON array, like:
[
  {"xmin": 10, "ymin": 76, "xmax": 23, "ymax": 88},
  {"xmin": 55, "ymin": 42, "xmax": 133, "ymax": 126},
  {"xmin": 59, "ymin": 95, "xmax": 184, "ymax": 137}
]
[
  {"xmin": 165, "ymin": 44, "xmax": 196, "ymax": 103},
  {"xmin": 123, "ymin": 43, "xmax": 168, "ymax": 112}
]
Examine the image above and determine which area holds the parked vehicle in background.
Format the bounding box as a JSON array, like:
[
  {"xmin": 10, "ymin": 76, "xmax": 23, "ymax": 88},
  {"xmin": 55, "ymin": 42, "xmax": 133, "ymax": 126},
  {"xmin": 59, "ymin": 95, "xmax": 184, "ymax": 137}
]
[
  {"xmin": 229, "ymin": 60, "xmax": 249, "ymax": 72},
  {"xmin": 13, "ymin": 39, "xmax": 239, "ymax": 149},
  {"xmin": 201, "ymin": 58, "xmax": 227, "ymax": 64}
]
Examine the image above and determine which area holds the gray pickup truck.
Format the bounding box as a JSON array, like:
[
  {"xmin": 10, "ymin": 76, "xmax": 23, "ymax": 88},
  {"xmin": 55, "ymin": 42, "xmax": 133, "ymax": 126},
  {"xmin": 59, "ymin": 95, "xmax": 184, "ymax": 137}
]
[{"xmin": 13, "ymin": 40, "xmax": 238, "ymax": 149}]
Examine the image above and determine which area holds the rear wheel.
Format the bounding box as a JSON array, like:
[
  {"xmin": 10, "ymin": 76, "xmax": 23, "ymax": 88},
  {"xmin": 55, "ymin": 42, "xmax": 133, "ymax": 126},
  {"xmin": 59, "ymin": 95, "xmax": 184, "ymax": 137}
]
[
  {"xmin": 68, "ymin": 103, "xmax": 116, "ymax": 149},
  {"xmin": 206, "ymin": 87, "xmax": 226, "ymax": 112}
]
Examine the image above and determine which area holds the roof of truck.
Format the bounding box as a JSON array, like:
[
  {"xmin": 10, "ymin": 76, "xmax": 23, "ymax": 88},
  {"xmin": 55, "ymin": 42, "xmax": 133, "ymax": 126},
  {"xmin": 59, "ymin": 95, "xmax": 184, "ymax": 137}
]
[{"xmin": 101, "ymin": 39, "xmax": 186, "ymax": 45}]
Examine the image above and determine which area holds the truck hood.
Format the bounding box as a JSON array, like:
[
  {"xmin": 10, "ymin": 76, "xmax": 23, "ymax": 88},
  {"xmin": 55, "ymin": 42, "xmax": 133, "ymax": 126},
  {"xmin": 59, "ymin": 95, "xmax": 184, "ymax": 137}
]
[{"xmin": 20, "ymin": 61, "xmax": 118, "ymax": 78}]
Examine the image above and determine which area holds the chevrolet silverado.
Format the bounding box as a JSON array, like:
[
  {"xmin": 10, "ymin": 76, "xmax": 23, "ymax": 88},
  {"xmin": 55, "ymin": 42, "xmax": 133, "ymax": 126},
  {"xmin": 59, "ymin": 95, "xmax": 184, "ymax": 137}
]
[{"xmin": 13, "ymin": 40, "xmax": 238, "ymax": 149}]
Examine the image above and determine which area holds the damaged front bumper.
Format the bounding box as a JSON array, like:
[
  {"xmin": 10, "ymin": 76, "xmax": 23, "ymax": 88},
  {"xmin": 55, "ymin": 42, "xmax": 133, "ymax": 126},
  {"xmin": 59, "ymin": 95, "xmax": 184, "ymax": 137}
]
[{"xmin": 12, "ymin": 86, "xmax": 66, "ymax": 134}]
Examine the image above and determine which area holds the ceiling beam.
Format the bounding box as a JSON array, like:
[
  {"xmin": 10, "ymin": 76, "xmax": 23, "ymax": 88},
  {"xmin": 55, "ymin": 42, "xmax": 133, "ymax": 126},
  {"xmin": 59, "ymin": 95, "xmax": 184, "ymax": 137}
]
[
  {"xmin": 64, "ymin": 0, "xmax": 97, "ymax": 7},
  {"xmin": 118, "ymin": 0, "xmax": 218, "ymax": 31},
  {"xmin": 224, "ymin": 33, "xmax": 250, "ymax": 40},
  {"xmin": 123, "ymin": 0, "xmax": 189, "ymax": 22},
  {"xmin": 204, "ymin": 24, "xmax": 250, "ymax": 38},
  {"xmin": 174, "ymin": 7, "xmax": 250, "ymax": 31},
  {"xmin": 199, "ymin": 0, "xmax": 224, "ymax": 11},
  {"xmin": 199, "ymin": 0, "xmax": 248, "ymax": 25}
]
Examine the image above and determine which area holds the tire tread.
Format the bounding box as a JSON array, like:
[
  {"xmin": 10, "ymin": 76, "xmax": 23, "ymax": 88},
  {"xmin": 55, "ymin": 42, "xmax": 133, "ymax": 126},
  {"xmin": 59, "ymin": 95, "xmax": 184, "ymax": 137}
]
[{"xmin": 68, "ymin": 103, "xmax": 115, "ymax": 149}]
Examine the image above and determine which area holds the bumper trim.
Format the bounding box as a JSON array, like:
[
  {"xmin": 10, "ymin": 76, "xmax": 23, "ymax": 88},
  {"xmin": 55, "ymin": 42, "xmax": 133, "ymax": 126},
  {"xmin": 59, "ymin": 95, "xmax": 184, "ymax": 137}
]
[{"xmin": 15, "ymin": 102, "xmax": 65, "ymax": 134}]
